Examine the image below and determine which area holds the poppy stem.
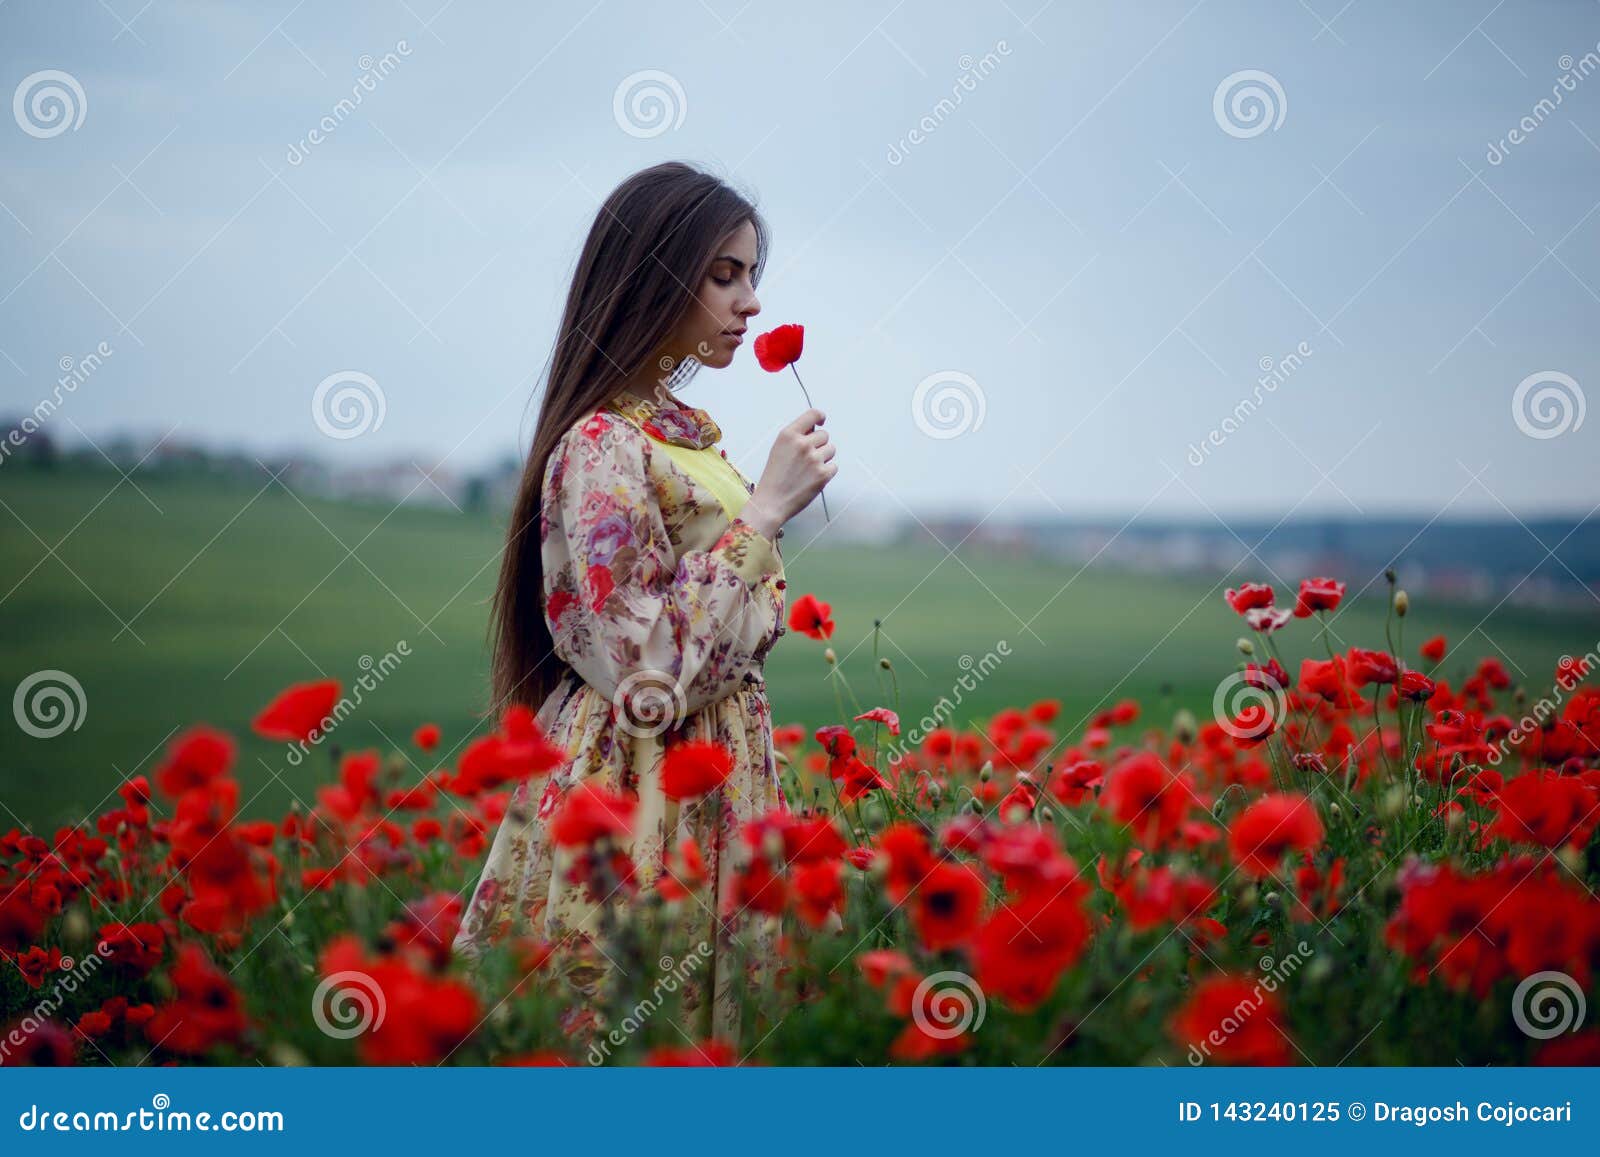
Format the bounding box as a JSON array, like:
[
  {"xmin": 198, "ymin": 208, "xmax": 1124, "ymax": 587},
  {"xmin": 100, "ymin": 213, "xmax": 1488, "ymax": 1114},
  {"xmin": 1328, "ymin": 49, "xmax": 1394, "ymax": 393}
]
[{"xmin": 789, "ymin": 365, "xmax": 831, "ymax": 523}]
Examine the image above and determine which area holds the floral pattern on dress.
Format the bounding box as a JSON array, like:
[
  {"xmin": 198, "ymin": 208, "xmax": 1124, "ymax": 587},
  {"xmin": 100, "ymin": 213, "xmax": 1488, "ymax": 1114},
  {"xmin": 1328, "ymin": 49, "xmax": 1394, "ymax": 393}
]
[{"xmin": 453, "ymin": 387, "xmax": 789, "ymax": 1044}]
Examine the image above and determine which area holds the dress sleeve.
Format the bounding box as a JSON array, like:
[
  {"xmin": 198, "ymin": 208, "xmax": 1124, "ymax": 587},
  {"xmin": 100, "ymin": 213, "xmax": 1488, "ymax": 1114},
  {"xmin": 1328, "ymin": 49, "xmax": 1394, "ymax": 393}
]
[{"xmin": 540, "ymin": 411, "xmax": 784, "ymax": 718}]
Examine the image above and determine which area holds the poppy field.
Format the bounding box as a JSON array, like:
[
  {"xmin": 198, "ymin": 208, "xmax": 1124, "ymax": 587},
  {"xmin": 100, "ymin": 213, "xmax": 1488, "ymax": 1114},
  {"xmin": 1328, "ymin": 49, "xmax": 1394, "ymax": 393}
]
[{"xmin": 3, "ymin": 572, "xmax": 1599, "ymax": 1067}]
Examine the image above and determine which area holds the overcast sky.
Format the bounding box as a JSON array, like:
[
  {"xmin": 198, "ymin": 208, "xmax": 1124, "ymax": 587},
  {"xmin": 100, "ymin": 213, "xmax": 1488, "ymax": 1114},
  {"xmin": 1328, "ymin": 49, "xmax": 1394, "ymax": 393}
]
[{"xmin": 2, "ymin": 0, "xmax": 1597, "ymax": 520}]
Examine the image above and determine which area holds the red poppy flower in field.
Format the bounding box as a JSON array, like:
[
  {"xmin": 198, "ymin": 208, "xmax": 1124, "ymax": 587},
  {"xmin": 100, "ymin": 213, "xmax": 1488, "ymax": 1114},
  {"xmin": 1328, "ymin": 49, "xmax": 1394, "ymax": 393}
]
[
  {"xmin": 1398, "ymin": 669, "xmax": 1436, "ymax": 702},
  {"xmin": 854, "ymin": 707, "xmax": 900, "ymax": 735},
  {"xmin": 778, "ymin": 814, "xmax": 849, "ymax": 864},
  {"xmin": 1292, "ymin": 576, "xmax": 1346, "ymax": 617},
  {"xmin": 792, "ymin": 858, "xmax": 846, "ymax": 928},
  {"xmin": 252, "ymin": 679, "xmax": 340, "ymax": 743},
  {"xmin": 1225, "ymin": 583, "xmax": 1275, "ymax": 614},
  {"xmin": 1170, "ymin": 975, "xmax": 1293, "ymax": 1065},
  {"xmin": 660, "ymin": 740, "xmax": 735, "ymax": 801},
  {"xmin": 0, "ymin": 1018, "xmax": 75, "ymax": 1065},
  {"xmin": 972, "ymin": 888, "xmax": 1092, "ymax": 1011},
  {"xmin": 154, "ymin": 726, "xmax": 236, "ymax": 799},
  {"xmin": 912, "ymin": 861, "xmax": 986, "ymax": 950},
  {"xmin": 878, "ymin": 822, "xmax": 934, "ymax": 902},
  {"xmin": 887, "ymin": 974, "xmax": 977, "ymax": 1062},
  {"xmin": 1420, "ymin": 635, "xmax": 1448, "ymax": 663},
  {"xmin": 1050, "ymin": 759, "xmax": 1104, "ymax": 806},
  {"xmin": 413, "ymin": 723, "xmax": 441, "ymax": 751},
  {"xmin": 753, "ymin": 323, "xmax": 804, "ymax": 372},
  {"xmin": 836, "ymin": 755, "xmax": 890, "ymax": 803},
  {"xmin": 645, "ymin": 1039, "xmax": 738, "ymax": 1066},
  {"xmin": 144, "ymin": 943, "xmax": 250, "ymax": 1057},
  {"xmin": 1228, "ymin": 792, "xmax": 1325, "ymax": 878},
  {"xmin": 731, "ymin": 854, "xmax": 787, "ymax": 916},
  {"xmin": 1299, "ymin": 655, "xmax": 1355, "ymax": 707},
  {"xmin": 1346, "ymin": 647, "xmax": 1398, "ymax": 687},
  {"xmin": 451, "ymin": 705, "xmax": 567, "ymax": 796},
  {"xmin": 317, "ymin": 935, "xmax": 480, "ymax": 1065},
  {"xmin": 1489, "ymin": 772, "xmax": 1600, "ymax": 850},
  {"xmin": 98, "ymin": 921, "xmax": 166, "ymax": 975},
  {"xmin": 789, "ymin": 592, "xmax": 835, "ymax": 640},
  {"xmin": 1100, "ymin": 752, "xmax": 1197, "ymax": 847},
  {"xmin": 548, "ymin": 780, "xmax": 636, "ymax": 847},
  {"xmin": 857, "ymin": 949, "xmax": 914, "ymax": 988}
]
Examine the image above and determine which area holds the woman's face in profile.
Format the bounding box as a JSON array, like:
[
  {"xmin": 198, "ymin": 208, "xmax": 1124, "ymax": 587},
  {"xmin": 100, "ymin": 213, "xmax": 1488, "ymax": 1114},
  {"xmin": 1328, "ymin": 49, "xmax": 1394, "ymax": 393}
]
[{"xmin": 669, "ymin": 218, "xmax": 762, "ymax": 371}]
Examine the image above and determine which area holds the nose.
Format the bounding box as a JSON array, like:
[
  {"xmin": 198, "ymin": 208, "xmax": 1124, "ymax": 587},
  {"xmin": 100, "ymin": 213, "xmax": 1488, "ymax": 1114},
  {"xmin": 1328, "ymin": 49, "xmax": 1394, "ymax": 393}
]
[{"xmin": 739, "ymin": 290, "xmax": 761, "ymax": 320}]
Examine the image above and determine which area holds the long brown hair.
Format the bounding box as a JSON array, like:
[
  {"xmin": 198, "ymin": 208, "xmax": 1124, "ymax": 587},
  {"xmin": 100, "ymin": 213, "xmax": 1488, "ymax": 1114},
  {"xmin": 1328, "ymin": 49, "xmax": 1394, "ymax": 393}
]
[{"xmin": 488, "ymin": 161, "xmax": 769, "ymax": 716}]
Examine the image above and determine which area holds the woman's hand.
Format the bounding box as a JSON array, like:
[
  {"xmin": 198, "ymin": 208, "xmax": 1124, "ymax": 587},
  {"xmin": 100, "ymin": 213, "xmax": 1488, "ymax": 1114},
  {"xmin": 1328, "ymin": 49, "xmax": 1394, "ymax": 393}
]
[{"xmin": 741, "ymin": 408, "xmax": 837, "ymax": 540}]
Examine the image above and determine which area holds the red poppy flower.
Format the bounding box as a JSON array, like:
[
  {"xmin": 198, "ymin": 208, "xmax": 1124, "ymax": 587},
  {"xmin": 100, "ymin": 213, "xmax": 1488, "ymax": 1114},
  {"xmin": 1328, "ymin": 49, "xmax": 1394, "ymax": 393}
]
[
  {"xmin": 788, "ymin": 592, "xmax": 835, "ymax": 640},
  {"xmin": 1228, "ymin": 792, "xmax": 1325, "ymax": 878},
  {"xmin": 1398, "ymin": 670, "xmax": 1437, "ymax": 701},
  {"xmin": 972, "ymin": 889, "xmax": 1092, "ymax": 1011},
  {"xmin": 1100, "ymin": 752, "xmax": 1196, "ymax": 847},
  {"xmin": 1489, "ymin": 772, "xmax": 1600, "ymax": 850},
  {"xmin": 1292, "ymin": 576, "xmax": 1347, "ymax": 617},
  {"xmin": 877, "ymin": 822, "xmax": 934, "ymax": 902},
  {"xmin": 450, "ymin": 705, "xmax": 567, "ymax": 796},
  {"xmin": 1346, "ymin": 647, "xmax": 1398, "ymax": 687},
  {"xmin": 1420, "ymin": 635, "xmax": 1448, "ymax": 663},
  {"xmin": 792, "ymin": 858, "xmax": 846, "ymax": 927},
  {"xmin": 1225, "ymin": 583, "xmax": 1275, "ymax": 614},
  {"xmin": 154, "ymin": 726, "xmax": 236, "ymax": 799},
  {"xmin": 1246, "ymin": 606, "xmax": 1293, "ymax": 632},
  {"xmin": 1299, "ymin": 655, "xmax": 1355, "ymax": 707},
  {"xmin": 856, "ymin": 949, "xmax": 913, "ymax": 988},
  {"xmin": 645, "ymin": 1039, "xmax": 738, "ymax": 1066},
  {"xmin": 413, "ymin": 723, "xmax": 441, "ymax": 751},
  {"xmin": 1050, "ymin": 759, "xmax": 1104, "ymax": 806},
  {"xmin": 252, "ymin": 679, "xmax": 341, "ymax": 743},
  {"xmin": 1170, "ymin": 975, "xmax": 1293, "ymax": 1065},
  {"xmin": 316, "ymin": 935, "xmax": 480, "ymax": 1065},
  {"xmin": 854, "ymin": 707, "xmax": 901, "ymax": 735},
  {"xmin": 98, "ymin": 921, "xmax": 166, "ymax": 974},
  {"xmin": 752, "ymin": 323, "xmax": 804, "ymax": 372},
  {"xmin": 547, "ymin": 780, "xmax": 636, "ymax": 847},
  {"xmin": 911, "ymin": 861, "xmax": 986, "ymax": 950},
  {"xmin": 144, "ymin": 943, "xmax": 250, "ymax": 1057},
  {"xmin": 660, "ymin": 740, "xmax": 735, "ymax": 801}
]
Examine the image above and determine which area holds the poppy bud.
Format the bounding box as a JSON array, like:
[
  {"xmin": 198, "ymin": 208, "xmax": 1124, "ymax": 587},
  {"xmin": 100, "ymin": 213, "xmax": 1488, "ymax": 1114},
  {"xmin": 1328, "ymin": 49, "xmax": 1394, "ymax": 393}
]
[
  {"xmin": 774, "ymin": 750, "xmax": 791, "ymax": 768},
  {"xmin": 823, "ymin": 648, "xmax": 837, "ymax": 665},
  {"xmin": 1559, "ymin": 845, "xmax": 1585, "ymax": 876},
  {"xmin": 267, "ymin": 1042, "xmax": 310, "ymax": 1067},
  {"xmin": 1394, "ymin": 590, "xmax": 1409, "ymax": 616},
  {"xmin": 966, "ymin": 798, "xmax": 982, "ymax": 814},
  {"xmin": 762, "ymin": 829, "xmax": 785, "ymax": 860},
  {"xmin": 1239, "ymin": 884, "xmax": 1258, "ymax": 910},
  {"xmin": 978, "ymin": 761, "xmax": 993, "ymax": 782},
  {"xmin": 1263, "ymin": 890, "xmax": 1280, "ymax": 908},
  {"xmin": 1329, "ymin": 802, "xmax": 1342, "ymax": 818},
  {"xmin": 61, "ymin": 907, "xmax": 90, "ymax": 947},
  {"xmin": 1385, "ymin": 567, "xmax": 1397, "ymax": 584},
  {"xmin": 1173, "ymin": 709, "xmax": 1197, "ymax": 744},
  {"xmin": 1446, "ymin": 807, "xmax": 1464, "ymax": 832},
  {"xmin": 1039, "ymin": 805, "xmax": 1055, "ymax": 823},
  {"xmin": 1307, "ymin": 955, "xmax": 1333, "ymax": 984},
  {"xmin": 1237, "ymin": 637, "xmax": 1255, "ymax": 655},
  {"xmin": 1513, "ymin": 687, "xmax": 1527, "ymax": 707},
  {"xmin": 879, "ymin": 657, "xmax": 891, "ymax": 669}
]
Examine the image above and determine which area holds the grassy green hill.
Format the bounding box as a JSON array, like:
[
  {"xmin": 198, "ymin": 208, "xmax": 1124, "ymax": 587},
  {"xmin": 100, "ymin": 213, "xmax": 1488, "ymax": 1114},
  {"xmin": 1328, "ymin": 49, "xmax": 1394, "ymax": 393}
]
[{"xmin": 3, "ymin": 464, "xmax": 1596, "ymax": 831}]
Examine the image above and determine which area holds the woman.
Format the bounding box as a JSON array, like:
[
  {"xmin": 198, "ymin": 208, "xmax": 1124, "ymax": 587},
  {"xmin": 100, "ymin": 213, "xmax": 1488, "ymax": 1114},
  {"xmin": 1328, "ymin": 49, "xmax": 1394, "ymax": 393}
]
[{"xmin": 452, "ymin": 162, "xmax": 837, "ymax": 1042}]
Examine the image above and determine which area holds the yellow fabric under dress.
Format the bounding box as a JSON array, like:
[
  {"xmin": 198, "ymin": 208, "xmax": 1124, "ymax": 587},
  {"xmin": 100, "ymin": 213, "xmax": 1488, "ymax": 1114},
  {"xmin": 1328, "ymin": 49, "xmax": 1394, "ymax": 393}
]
[{"xmin": 452, "ymin": 385, "xmax": 790, "ymax": 1051}]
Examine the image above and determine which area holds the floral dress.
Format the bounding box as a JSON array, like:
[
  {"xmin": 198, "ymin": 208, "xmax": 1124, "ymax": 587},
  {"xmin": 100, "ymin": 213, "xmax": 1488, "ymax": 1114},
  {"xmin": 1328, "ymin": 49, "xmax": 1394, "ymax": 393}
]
[{"xmin": 453, "ymin": 385, "xmax": 790, "ymax": 1044}]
